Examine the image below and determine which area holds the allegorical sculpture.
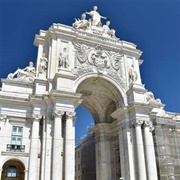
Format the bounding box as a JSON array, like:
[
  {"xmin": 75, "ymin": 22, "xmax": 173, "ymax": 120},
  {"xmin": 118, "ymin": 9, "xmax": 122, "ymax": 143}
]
[
  {"xmin": 58, "ymin": 47, "xmax": 69, "ymax": 69},
  {"xmin": 146, "ymin": 91, "xmax": 162, "ymax": 104},
  {"xmin": 38, "ymin": 53, "xmax": 48, "ymax": 74},
  {"xmin": 72, "ymin": 6, "xmax": 119, "ymax": 40},
  {"xmin": 102, "ymin": 21, "xmax": 118, "ymax": 40},
  {"xmin": 129, "ymin": 64, "xmax": 138, "ymax": 82},
  {"xmin": 85, "ymin": 6, "xmax": 107, "ymax": 27},
  {"xmin": 72, "ymin": 13, "xmax": 89, "ymax": 29},
  {"xmin": 7, "ymin": 61, "xmax": 35, "ymax": 82}
]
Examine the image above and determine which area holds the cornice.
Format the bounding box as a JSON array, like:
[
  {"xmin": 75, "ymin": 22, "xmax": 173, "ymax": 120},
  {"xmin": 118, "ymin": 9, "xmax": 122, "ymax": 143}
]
[
  {"xmin": 0, "ymin": 94, "xmax": 29, "ymax": 105},
  {"xmin": 49, "ymin": 89, "xmax": 82, "ymax": 100},
  {"xmin": 34, "ymin": 23, "xmax": 142, "ymax": 59},
  {"xmin": 1, "ymin": 78, "xmax": 34, "ymax": 87},
  {"xmin": 111, "ymin": 107, "xmax": 127, "ymax": 119}
]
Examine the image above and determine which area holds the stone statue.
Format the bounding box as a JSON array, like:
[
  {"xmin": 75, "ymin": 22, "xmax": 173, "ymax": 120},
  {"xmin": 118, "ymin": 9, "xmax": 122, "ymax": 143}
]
[
  {"xmin": 7, "ymin": 61, "xmax": 35, "ymax": 82},
  {"xmin": 72, "ymin": 13, "xmax": 89, "ymax": 29},
  {"xmin": 129, "ymin": 64, "xmax": 138, "ymax": 82},
  {"xmin": 86, "ymin": 6, "xmax": 107, "ymax": 27},
  {"xmin": 38, "ymin": 53, "xmax": 48, "ymax": 73},
  {"xmin": 146, "ymin": 91, "xmax": 162, "ymax": 104},
  {"xmin": 59, "ymin": 47, "xmax": 69, "ymax": 69},
  {"xmin": 103, "ymin": 21, "xmax": 119, "ymax": 40}
]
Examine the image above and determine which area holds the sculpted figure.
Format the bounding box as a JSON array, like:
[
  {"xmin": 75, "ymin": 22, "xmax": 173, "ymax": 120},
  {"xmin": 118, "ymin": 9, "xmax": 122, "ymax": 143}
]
[
  {"xmin": 129, "ymin": 64, "xmax": 138, "ymax": 82},
  {"xmin": 86, "ymin": 6, "xmax": 107, "ymax": 27},
  {"xmin": 103, "ymin": 21, "xmax": 118, "ymax": 40},
  {"xmin": 72, "ymin": 13, "xmax": 89, "ymax": 29},
  {"xmin": 146, "ymin": 91, "xmax": 161, "ymax": 104},
  {"xmin": 59, "ymin": 47, "xmax": 69, "ymax": 69},
  {"xmin": 38, "ymin": 53, "xmax": 48, "ymax": 73},
  {"xmin": 7, "ymin": 61, "xmax": 35, "ymax": 82}
]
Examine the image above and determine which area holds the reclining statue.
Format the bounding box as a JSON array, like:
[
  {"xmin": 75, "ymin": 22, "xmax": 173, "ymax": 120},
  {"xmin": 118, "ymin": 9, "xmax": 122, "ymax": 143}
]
[{"xmin": 7, "ymin": 61, "xmax": 36, "ymax": 82}]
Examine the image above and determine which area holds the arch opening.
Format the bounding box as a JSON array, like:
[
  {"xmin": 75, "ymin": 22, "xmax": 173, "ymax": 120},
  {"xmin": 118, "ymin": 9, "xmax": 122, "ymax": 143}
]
[
  {"xmin": 1, "ymin": 159, "xmax": 25, "ymax": 180},
  {"xmin": 76, "ymin": 77, "xmax": 124, "ymax": 124},
  {"xmin": 75, "ymin": 77, "xmax": 123, "ymax": 180}
]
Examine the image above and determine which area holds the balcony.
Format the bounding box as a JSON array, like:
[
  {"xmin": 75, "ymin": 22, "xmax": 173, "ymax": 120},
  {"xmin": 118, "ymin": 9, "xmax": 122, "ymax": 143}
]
[{"xmin": 6, "ymin": 144, "xmax": 25, "ymax": 152}]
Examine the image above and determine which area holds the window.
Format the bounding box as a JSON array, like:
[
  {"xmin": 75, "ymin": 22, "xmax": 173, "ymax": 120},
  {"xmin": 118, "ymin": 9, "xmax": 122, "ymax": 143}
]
[
  {"xmin": 11, "ymin": 127, "xmax": 23, "ymax": 145},
  {"xmin": 78, "ymin": 151, "xmax": 80, "ymax": 158},
  {"xmin": 78, "ymin": 164, "xmax": 80, "ymax": 171},
  {"xmin": 7, "ymin": 166, "xmax": 17, "ymax": 177}
]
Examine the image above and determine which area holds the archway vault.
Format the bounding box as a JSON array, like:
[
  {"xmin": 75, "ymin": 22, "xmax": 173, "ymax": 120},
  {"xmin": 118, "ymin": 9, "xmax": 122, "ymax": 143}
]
[{"xmin": 76, "ymin": 76, "xmax": 125, "ymax": 124}]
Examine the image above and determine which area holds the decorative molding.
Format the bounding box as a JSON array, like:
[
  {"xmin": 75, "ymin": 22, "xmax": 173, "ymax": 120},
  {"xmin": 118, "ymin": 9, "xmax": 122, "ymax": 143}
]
[
  {"xmin": 0, "ymin": 115, "xmax": 7, "ymax": 121},
  {"xmin": 32, "ymin": 114, "xmax": 42, "ymax": 121},
  {"xmin": 66, "ymin": 112, "xmax": 76, "ymax": 119},
  {"xmin": 143, "ymin": 121, "xmax": 154, "ymax": 132},
  {"xmin": 52, "ymin": 110, "xmax": 64, "ymax": 118},
  {"xmin": 134, "ymin": 120, "xmax": 144, "ymax": 127},
  {"xmin": 72, "ymin": 42, "xmax": 126, "ymax": 89}
]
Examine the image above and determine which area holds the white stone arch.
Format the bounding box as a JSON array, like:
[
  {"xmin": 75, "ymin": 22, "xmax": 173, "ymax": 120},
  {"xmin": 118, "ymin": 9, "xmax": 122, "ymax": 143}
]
[
  {"xmin": 73, "ymin": 72, "xmax": 127, "ymax": 107},
  {"xmin": 1, "ymin": 157, "xmax": 27, "ymax": 180},
  {"xmin": 73, "ymin": 72, "xmax": 126, "ymax": 126},
  {"xmin": 1, "ymin": 157, "xmax": 27, "ymax": 170}
]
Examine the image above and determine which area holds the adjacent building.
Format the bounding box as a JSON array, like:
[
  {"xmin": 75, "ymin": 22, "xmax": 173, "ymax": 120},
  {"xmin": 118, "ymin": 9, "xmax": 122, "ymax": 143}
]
[{"xmin": 75, "ymin": 133, "xmax": 96, "ymax": 180}]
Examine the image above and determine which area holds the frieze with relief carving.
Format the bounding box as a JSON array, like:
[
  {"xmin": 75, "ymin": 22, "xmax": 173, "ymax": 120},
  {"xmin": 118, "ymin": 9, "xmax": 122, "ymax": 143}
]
[{"xmin": 72, "ymin": 42, "xmax": 126, "ymax": 88}]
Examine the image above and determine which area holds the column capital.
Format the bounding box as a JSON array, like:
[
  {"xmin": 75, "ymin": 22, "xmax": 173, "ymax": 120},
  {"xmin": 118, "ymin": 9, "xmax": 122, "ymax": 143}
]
[
  {"xmin": 0, "ymin": 115, "xmax": 7, "ymax": 121},
  {"xmin": 118, "ymin": 122, "xmax": 127, "ymax": 130},
  {"xmin": 53, "ymin": 110, "xmax": 64, "ymax": 118},
  {"xmin": 32, "ymin": 114, "xmax": 42, "ymax": 121},
  {"xmin": 66, "ymin": 111, "xmax": 76, "ymax": 119},
  {"xmin": 134, "ymin": 120, "xmax": 144, "ymax": 127},
  {"xmin": 143, "ymin": 121, "xmax": 154, "ymax": 132}
]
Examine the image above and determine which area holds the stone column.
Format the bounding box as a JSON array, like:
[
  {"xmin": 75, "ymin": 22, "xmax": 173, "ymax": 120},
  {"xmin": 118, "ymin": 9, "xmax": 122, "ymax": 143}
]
[
  {"xmin": 143, "ymin": 121, "xmax": 158, "ymax": 180},
  {"xmin": 134, "ymin": 120, "xmax": 147, "ymax": 180},
  {"xmin": 95, "ymin": 130, "xmax": 112, "ymax": 180},
  {"xmin": 118, "ymin": 126, "xmax": 126, "ymax": 179},
  {"xmin": 0, "ymin": 115, "xmax": 7, "ymax": 180},
  {"xmin": 52, "ymin": 110, "xmax": 64, "ymax": 180},
  {"xmin": 24, "ymin": 169, "xmax": 28, "ymax": 180},
  {"xmin": 28, "ymin": 114, "xmax": 41, "ymax": 180},
  {"xmin": 64, "ymin": 112, "xmax": 75, "ymax": 180},
  {"xmin": 44, "ymin": 113, "xmax": 53, "ymax": 180},
  {"xmin": 0, "ymin": 169, "xmax": 2, "ymax": 180},
  {"xmin": 40, "ymin": 116, "xmax": 46, "ymax": 180}
]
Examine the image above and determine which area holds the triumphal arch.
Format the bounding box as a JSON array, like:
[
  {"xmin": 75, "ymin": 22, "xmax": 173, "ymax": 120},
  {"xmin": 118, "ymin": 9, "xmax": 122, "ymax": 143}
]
[{"xmin": 1, "ymin": 6, "xmax": 180, "ymax": 180}]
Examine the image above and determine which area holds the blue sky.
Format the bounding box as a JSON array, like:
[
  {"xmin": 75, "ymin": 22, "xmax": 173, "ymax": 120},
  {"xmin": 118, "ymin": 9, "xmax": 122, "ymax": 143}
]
[{"xmin": 0, "ymin": 0, "xmax": 180, "ymax": 144}]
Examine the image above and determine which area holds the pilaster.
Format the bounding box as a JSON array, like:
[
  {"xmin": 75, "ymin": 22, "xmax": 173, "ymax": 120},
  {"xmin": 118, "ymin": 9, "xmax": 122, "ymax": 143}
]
[
  {"xmin": 143, "ymin": 121, "xmax": 158, "ymax": 180},
  {"xmin": 134, "ymin": 120, "xmax": 147, "ymax": 180},
  {"xmin": 52, "ymin": 110, "xmax": 64, "ymax": 180},
  {"xmin": 93, "ymin": 123, "xmax": 112, "ymax": 180},
  {"xmin": 28, "ymin": 113, "xmax": 42, "ymax": 180},
  {"xmin": 64, "ymin": 111, "xmax": 76, "ymax": 180}
]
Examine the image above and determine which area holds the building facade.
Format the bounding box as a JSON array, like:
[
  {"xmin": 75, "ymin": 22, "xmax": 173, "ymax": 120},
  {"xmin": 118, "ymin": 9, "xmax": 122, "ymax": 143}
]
[
  {"xmin": 75, "ymin": 133, "xmax": 96, "ymax": 180},
  {"xmin": 0, "ymin": 6, "xmax": 180, "ymax": 180}
]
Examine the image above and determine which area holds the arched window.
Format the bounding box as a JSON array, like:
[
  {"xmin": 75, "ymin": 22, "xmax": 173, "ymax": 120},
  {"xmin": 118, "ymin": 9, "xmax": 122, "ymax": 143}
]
[{"xmin": 7, "ymin": 166, "xmax": 17, "ymax": 178}]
